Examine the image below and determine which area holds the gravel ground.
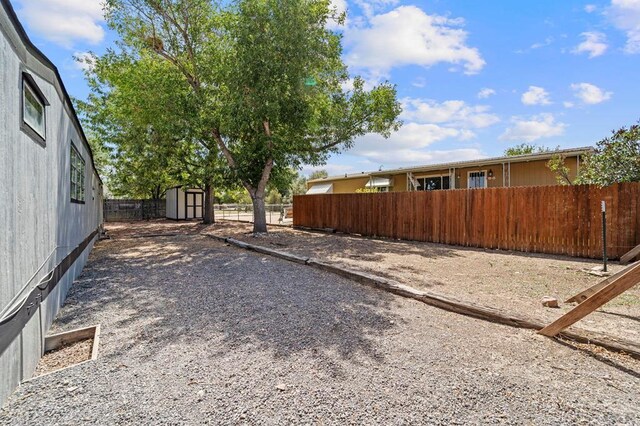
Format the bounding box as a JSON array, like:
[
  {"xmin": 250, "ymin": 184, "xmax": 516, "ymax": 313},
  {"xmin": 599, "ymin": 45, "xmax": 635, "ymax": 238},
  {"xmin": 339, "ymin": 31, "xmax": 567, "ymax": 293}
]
[
  {"xmin": 209, "ymin": 221, "xmax": 640, "ymax": 342},
  {"xmin": 1, "ymin": 225, "xmax": 639, "ymax": 425}
]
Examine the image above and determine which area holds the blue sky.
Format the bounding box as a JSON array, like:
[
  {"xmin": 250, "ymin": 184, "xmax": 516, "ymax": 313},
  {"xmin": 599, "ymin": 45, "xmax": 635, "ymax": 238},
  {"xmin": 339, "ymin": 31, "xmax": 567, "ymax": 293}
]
[{"xmin": 13, "ymin": 0, "xmax": 640, "ymax": 177}]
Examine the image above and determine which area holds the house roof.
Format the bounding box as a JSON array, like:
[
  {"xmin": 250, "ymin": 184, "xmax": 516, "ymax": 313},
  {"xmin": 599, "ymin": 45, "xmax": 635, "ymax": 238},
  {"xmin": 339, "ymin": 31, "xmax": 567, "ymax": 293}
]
[{"xmin": 308, "ymin": 146, "xmax": 593, "ymax": 183}]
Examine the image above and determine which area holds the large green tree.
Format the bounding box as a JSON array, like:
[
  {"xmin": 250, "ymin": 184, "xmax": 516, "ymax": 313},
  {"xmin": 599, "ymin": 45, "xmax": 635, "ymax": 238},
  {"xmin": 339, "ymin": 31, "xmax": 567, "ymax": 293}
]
[
  {"xmin": 79, "ymin": 50, "xmax": 226, "ymax": 222},
  {"xmin": 103, "ymin": 0, "xmax": 401, "ymax": 233}
]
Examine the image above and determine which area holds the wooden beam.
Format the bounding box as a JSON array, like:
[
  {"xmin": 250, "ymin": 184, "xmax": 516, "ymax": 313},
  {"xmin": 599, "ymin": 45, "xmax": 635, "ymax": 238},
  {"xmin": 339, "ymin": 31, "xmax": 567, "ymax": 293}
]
[
  {"xmin": 213, "ymin": 235, "xmax": 640, "ymax": 358},
  {"xmin": 565, "ymin": 262, "xmax": 638, "ymax": 304},
  {"xmin": 620, "ymin": 243, "xmax": 640, "ymax": 265},
  {"xmin": 539, "ymin": 262, "xmax": 640, "ymax": 337}
]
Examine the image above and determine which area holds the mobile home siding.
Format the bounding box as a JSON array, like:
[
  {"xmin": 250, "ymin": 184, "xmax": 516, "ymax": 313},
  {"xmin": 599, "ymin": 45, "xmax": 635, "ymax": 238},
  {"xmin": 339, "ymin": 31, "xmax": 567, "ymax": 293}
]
[{"xmin": 0, "ymin": 0, "xmax": 103, "ymax": 405}]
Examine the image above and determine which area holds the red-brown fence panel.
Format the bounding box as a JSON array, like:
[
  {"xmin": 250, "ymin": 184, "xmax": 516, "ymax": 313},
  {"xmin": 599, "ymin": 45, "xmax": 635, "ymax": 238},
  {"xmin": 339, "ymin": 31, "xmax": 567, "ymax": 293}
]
[{"xmin": 292, "ymin": 183, "xmax": 640, "ymax": 259}]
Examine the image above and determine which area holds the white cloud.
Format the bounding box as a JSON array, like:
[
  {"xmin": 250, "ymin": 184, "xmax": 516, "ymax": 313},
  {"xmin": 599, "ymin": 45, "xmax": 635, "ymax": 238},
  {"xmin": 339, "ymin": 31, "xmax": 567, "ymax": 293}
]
[
  {"xmin": 531, "ymin": 36, "xmax": 554, "ymax": 49},
  {"xmin": 521, "ymin": 86, "xmax": 552, "ymax": 106},
  {"xmin": 570, "ymin": 82, "xmax": 613, "ymax": 104},
  {"xmin": 563, "ymin": 101, "xmax": 575, "ymax": 108},
  {"xmin": 412, "ymin": 77, "xmax": 427, "ymax": 88},
  {"xmin": 573, "ymin": 31, "xmax": 608, "ymax": 58},
  {"xmin": 304, "ymin": 164, "xmax": 356, "ymax": 177},
  {"xmin": 16, "ymin": 0, "xmax": 105, "ymax": 48},
  {"xmin": 354, "ymin": 0, "xmax": 400, "ymax": 19},
  {"xmin": 609, "ymin": 0, "xmax": 640, "ymax": 53},
  {"xmin": 353, "ymin": 147, "xmax": 484, "ymax": 165},
  {"xmin": 585, "ymin": 4, "xmax": 597, "ymax": 13},
  {"xmin": 73, "ymin": 51, "xmax": 96, "ymax": 72},
  {"xmin": 477, "ymin": 88, "xmax": 496, "ymax": 99},
  {"xmin": 344, "ymin": 5, "xmax": 485, "ymax": 78},
  {"xmin": 500, "ymin": 114, "xmax": 566, "ymax": 142},
  {"xmin": 347, "ymin": 121, "xmax": 478, "ymax": 162},
  {"xmin": 401, "ymin": 98, "xmax": 500, "ymax": 129}
]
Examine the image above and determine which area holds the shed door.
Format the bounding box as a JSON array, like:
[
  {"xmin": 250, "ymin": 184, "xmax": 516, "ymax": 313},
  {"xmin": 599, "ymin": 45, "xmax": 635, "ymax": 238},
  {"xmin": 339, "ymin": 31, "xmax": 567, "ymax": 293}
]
[{"xmin": 186, "ymin": 192, "xmax": 203, "ymax": 219}]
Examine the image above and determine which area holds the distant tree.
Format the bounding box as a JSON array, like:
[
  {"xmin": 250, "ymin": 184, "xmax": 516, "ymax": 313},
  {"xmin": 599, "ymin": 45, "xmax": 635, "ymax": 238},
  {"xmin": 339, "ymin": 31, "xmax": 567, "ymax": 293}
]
[
  {"xmin": 504, "ymin": 143, "xmax": 550, "ymax": 156},
  {"xmin": 576, "ymin": 121, "xmax": 640, "ymax": 186},
  {"xmin": 546, "ymin": 154, "xmax": 573, "ymax": 185},
  {"xmin": 265, "ymin": 188, "xmax": 283, "ymax": 205},
  {"xmin": 309, "ymin": 170, "xmax": 329, "ymax": 180},
  {"xmin": 290, "ymin": 172, "xmax": 309, "ymax": 196}
]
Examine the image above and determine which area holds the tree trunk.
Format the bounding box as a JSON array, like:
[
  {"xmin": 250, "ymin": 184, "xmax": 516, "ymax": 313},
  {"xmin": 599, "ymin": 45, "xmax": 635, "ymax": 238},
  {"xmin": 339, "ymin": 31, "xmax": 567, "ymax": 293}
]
[
  {"xmin": 251, "ymin": 191, "xmax": 268, "ymax": 234},
  {"xmin": 203, "ymin": 181, "xmax": 214, "ymax": 224}
]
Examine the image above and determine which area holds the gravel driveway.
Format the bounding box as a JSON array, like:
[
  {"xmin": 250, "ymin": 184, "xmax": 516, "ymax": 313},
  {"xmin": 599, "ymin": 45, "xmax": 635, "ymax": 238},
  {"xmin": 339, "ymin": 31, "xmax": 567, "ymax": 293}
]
[{"xmin": 1, "ymin": 230, "xmax": 638, "ymax": 425}]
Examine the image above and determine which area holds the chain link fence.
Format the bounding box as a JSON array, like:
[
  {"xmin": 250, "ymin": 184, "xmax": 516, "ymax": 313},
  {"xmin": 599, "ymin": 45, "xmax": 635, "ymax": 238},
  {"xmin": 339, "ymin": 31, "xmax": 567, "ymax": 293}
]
[{"xmin": 214, "ymin": 204, "xmax": 293, "ymax": 225}]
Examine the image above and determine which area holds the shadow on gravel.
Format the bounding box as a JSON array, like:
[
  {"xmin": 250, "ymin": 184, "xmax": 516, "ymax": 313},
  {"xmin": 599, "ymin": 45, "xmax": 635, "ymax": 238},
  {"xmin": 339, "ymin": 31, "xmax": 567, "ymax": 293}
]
[{"xmin": 57, "ymin": 235, "xmax": 403, "ymax": 377}]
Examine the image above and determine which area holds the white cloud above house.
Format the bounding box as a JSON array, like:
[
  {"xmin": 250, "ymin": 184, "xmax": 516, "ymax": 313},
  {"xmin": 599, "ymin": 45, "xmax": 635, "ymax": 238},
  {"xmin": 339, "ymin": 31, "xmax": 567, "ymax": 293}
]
[
  {"xmin": 521, "ymin": 86, "xmax": 552, "ymax": 106},
  {"xmin": 477, "ymin": 88, "xmax": 496, "ymax": 99},
  {"xmin": 400, "ymin": 98, "xmax": 500, "ymax": 129},
  {"xmin": 16, "ymin": 0, "xmax": 105, "ymax": 48},
  {"xmin": 344, "ymin": 5, "xmax": 485, "ymax": 80},
  {"xmin": 608, "ymin": 0, "xmax": 640, "ymax": 53},
  {"xmin": 573, "ymin": 32, "xmax": 608, "ymax": 58},
  {"xmin": 585, "ymin": 4, "xmax": 598, "ymax": 13},
  {"xmin": 499, "ymin": 114, "xmax": 566, "ymax": 142},
  {"xmin": 570, "ymin": 82, "xmax": 613, "ymax": 104},
  {"xmin": 347, "ymin": 121, "xmax": 483, "ymax": 165}
]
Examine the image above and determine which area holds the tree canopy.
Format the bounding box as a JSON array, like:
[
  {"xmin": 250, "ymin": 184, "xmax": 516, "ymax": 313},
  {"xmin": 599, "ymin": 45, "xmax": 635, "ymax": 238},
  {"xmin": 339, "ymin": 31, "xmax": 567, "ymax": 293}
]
[
  {"xmin": 99, "ymin": 0, "xmax": 402, "ymax": 233},
  {"xmin": 576, "ymin": 121, "xmax": 640, "ymax": 186},
  {"xmin": 504, "ymin": 143, "xmax": 550, "ymax": 156}
]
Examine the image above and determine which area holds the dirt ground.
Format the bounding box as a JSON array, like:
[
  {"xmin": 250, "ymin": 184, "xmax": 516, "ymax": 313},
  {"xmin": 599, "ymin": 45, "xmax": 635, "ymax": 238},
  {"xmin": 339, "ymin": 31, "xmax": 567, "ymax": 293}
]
[
  {"xmin": 201, "ymin": 221, "xmax": 640, "ymax": 345},
  {"xmin": 2, "ymin": 223, "xmax": 638, "ymax": 424},
  {"xmin": 33, "ymin": 339, "xmax": 94, "ymax": 377}
]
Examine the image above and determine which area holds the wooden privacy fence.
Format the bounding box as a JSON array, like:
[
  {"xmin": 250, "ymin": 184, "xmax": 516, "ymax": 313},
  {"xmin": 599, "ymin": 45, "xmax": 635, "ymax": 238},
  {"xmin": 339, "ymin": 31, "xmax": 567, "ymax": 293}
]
[{"xmin": 293, "ymin": 183, "xmax": 640, "ymax": 259}]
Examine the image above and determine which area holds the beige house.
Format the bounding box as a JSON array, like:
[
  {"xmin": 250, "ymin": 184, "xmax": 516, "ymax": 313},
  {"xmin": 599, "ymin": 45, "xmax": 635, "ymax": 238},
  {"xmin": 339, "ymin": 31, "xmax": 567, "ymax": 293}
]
[{"xmin": 306, "ymin": 147, "xmax": 592, "ymax": 194}]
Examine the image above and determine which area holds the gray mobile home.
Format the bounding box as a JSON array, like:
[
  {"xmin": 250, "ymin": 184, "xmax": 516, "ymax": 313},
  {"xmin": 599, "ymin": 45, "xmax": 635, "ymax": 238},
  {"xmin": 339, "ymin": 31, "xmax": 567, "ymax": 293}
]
[{"xmin": 0, "ymin": 0, "xmax": 104, "ymax": 404}]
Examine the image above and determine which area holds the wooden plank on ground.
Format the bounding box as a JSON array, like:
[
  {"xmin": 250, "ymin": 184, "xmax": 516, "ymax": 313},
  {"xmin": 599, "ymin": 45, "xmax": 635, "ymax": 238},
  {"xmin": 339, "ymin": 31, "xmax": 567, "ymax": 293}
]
[
  {"xmin": 620, "ymin": 243, "xmax": 640, "ymax": 265},
  {"xmin": 565, "ymin": 261, "xmax": 639, "ymax": 303},
  {"xmin": 539, "ymin": 262, "xmax": 640, "ymax": 336}
]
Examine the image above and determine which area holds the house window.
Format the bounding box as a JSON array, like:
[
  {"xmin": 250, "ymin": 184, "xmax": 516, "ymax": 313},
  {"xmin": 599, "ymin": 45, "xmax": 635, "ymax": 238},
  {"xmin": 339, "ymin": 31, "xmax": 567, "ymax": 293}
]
[
  {"xmin": 416, "ymin": 175, "xmax": 450, "ymax": 191},
  {"xmin": 468, "ymin": 171, "xmax": 487, "ymax": 189},
  {"xmin": 70, "ymin": 144, "xmax": 85, "ymax": 203},
  {"xmin": 21, "ymin": 72, "xmax": 48, "ymax": 143}
]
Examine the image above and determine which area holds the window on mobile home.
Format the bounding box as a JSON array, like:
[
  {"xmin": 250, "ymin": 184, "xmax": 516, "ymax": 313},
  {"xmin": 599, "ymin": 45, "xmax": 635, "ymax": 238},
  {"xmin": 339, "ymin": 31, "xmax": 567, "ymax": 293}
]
[{"xmin": 70, "ymin": 144, "xmax": 85, "ymax": 203}]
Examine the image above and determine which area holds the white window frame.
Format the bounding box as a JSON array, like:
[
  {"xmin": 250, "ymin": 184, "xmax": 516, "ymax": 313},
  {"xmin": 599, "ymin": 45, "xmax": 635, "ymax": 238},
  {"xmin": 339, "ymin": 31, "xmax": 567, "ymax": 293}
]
[
  {"xmin": 70, "ymin": 143, "xmax": 86, "ymax": 203},
  {"xmin": 467, "ymin": 170, "xmax": 488, "ymax": 189},
  {"xmin": 22, "ymin": 77, "xmax": 47, "ymax": 142}
]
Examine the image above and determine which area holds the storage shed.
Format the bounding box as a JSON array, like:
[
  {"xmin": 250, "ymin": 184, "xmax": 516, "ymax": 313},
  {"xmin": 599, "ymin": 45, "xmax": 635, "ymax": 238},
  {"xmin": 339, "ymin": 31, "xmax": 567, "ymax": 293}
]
[{"xmin": 166, "ymin": 186, "xmax": 204, "ymax": 220}]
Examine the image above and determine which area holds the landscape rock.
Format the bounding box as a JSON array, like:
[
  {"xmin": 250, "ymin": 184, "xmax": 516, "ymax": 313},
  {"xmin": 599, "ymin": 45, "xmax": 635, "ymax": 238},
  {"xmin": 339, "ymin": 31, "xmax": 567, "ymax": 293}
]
[{"xmin": 542, "ymin": 297, "xmax": 559, "ymax": 308}]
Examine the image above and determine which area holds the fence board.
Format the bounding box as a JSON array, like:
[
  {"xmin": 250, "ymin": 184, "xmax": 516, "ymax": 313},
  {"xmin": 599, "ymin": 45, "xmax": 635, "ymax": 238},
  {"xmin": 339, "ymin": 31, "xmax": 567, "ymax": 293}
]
[
  {"xmin": 293, "ymin": 183, "xmax": 640, "ymax": 259},
  {"xmin": 104, "ymin": 199, "xmax": 166, "ymax": 222}
]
